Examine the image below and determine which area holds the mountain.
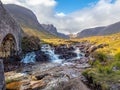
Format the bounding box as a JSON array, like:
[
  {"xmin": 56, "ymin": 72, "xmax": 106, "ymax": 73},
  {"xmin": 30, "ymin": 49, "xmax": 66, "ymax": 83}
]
[
  {"xmin": 99, "ymin": 21, "xmax": 120, "ymax": 35},
  {"xmin": 77, "ymin": 21, "xmax": 120, "ymax": 38},
  {"xmin": 41, "ymin": 24, "xmax": 69, "ymax": 39},
  {"xmin": 4, "ymin": 4, "xmax": 43, "ymax": 31},
  {"xmin": 57, "ymin": 32, "xmax": 69, "ymax": 39},
  {"xmin": 4, "ymin": 4, "xmax": 68, "ymax": 39},
  {"xmin": 41, "ymin": 24, "xmax": 58, "ymax": 36}
]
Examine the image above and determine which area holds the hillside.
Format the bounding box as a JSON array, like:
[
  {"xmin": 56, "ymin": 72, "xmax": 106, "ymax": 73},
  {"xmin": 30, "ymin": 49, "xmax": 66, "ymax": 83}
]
[
  {"xmin": 75, "ymin": 30, "xmax": 120, "ymax": 90},
  {"xmin": 73, "ymin": 33, "xmax": 120, "ymax": 56},
  {"xmin": 4, "ymin": 4, "xmax": 62, "ymax": 39},
  {"xmin": 77, "ymin": 21, "xmax": 120, "ymax": 38}
]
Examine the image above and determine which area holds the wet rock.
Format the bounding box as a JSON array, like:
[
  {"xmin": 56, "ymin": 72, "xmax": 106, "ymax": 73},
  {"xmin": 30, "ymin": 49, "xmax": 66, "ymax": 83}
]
[
  {"xmin": 62, "ymin": 78, "xmax": 90, "ymax": 90},
  {"xmin": 35, "ymin": 50, "xmax": 49, "ymax": 62},
  {"xmin": 85, "ymin": 44, "xmax": 109, "ymax": 57},
  {"xmin": 20, "ymin": 80, "xmax": 30, "ymax": 90},
  {"xmin": 6, "ymin": 81, "xmax": 21, "ymax": 90},
  {"xmin": 32, "ymin": 73, "xmax": 49, "ymax": 80},
  {"xmin": 20, "ymin": 80, "xmax": 46, "ymax": 90},
  {"xmin": 30, "ymin": 80, "xmax": 46, "ymax": 89},
  {"xmin": 61, "ymin": 52, "xmax": 77, "ymax": 60},
  {"xmin": 43, "ymin": 76, "xmax": 69, "ymax": 90}
]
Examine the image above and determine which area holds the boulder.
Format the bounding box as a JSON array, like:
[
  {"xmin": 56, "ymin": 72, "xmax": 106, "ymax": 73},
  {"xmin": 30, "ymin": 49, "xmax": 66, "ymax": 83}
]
[{"xmin": 35, "ymin": 50, "xmax": 49, "ymax": 62}]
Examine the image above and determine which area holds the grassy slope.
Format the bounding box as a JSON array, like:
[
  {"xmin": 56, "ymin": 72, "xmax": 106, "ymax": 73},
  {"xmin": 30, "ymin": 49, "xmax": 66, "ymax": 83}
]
[
  {"xmin": 22, "ymin": 27, "xmax": 59, "ymax": 39},
  {"xmin": 72, "ymin": 33, "xmax": 120, "ymax": 55},
  {"xmin": 22, "ymin": 27, "xmax": 71, "ymax": 45},
  {"xmin": 22, "ymin": 27, "xmax": 65, "ymax": 44},
  {"xmin": 73, "ymin": 33, "xmax": 120, "ymax": 89}
]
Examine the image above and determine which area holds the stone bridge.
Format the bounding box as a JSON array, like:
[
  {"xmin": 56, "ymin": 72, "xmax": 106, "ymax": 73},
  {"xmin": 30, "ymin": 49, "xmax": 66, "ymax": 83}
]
[
  {"xmin": 0, "ymin": 1, "xmax": 22, "ymax": 89},
  {"xmin": 0, "ymin": 1, "xmax": 22, "ymax": 58}
]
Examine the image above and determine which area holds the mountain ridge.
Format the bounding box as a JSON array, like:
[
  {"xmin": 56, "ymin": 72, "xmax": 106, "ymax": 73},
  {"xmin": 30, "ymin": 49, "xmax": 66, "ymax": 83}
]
[
  {"xmin": 41, "ymin": 24, "xmax": 69, "ymax": 39},
  {"xmin": 77, "ymin": 21, "xmax": 120, "ymax": 38}
]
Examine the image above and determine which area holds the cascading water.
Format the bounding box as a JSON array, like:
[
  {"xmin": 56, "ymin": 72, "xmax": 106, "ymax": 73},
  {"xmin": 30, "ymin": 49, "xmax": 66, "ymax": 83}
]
[
  {"xmin": 41, "ymin": 44, "xmax": 63, "ymax": 63},
  {"xmin": 21, "ymin": 52, "xmax": 36, "ymax": 64},
  {"xmin": 74, "ymin": 47, "xmax": 81, "ymax": 59},
  {"xmin": 21, "ymin": 44, "xmax": 83, "ymax": 64}
]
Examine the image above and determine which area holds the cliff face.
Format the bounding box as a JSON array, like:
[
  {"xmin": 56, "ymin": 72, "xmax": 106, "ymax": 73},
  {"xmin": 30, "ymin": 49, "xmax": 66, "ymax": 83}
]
[
  {"xmin": 41, "ymin": 24, "xmax": 58, "ymax": 36},
  {"xmin": 41, "ymin": 24, "xmax": 69, "ymax": 39}
]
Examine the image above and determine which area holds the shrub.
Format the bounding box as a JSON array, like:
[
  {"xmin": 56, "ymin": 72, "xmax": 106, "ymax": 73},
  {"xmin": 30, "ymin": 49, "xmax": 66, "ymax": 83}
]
[
  {"xmin": 98, "ymin": 66, "xmax": 113, "ymax": 74},
  {"xmin": 22, "ymin": 36, "xmax": 41, "ymax": 52},
  {"xmin": 114, "ymin": 52, "xmax": 120, "ymax": 61},
  {"xmin": 93, "ymin": 52, "xmax": 107, "ymax": 62},
  {"xmin": 112, "ymin": 61, "xmax": 120, "ymax": 70},
  {"xmin": 92, "ymin": 60, "xmax": 101, "ymax": 67}
]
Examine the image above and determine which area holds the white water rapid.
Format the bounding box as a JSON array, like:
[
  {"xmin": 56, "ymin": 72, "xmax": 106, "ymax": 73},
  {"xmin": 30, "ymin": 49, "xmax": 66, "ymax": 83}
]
[
  {"xmin": 21, "ymin": 52, "xmax": 36, "ymax": 64},
  {"xmin": 41, "ymin": 44, "xmax": 63, "ymax": 63},
  {"xmin": 74, "ymin": 47, "xmax": 81, "ymax": 59}
]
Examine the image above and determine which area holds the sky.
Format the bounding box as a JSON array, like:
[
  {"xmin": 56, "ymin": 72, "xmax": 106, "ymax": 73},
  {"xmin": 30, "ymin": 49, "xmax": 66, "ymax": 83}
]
[
  {"xmin": 2, "ymin": 0, "xmax": 120, "ymax": 34},
  {"xmin": 55, "ymin": 0, "xmax": 99, "ymax": 14}
]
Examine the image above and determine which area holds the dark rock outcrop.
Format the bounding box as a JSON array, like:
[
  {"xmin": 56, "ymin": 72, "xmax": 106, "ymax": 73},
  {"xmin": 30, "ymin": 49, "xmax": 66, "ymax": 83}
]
[
  {"xmin": 41, "ymin": 24, "xmax": 58, "ymax": 36},
  {"xmin": 41, "ymin": 24, "xmax": 69, "ymax": 39},
  {"xmin": 55, "ymin": 44, "xmax": 77, "ymax": 59},
  {"xmin": 35, "ymin": 50, "xmax": 49, "ymax": 62}
]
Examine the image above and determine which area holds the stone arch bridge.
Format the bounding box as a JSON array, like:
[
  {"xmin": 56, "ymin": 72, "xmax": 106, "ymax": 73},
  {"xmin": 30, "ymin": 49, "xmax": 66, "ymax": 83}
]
[{"xmin": 0, "ymin": 1, "xmax": 22, "ymax": 58}]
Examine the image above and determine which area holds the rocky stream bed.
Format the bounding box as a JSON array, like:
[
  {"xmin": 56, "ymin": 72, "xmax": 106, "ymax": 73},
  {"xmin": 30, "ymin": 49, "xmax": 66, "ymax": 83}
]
[
  {"xmin": 5, "ymin": 42, "xmax": 107, "ymax": 90},
  {"xmin": 5, "ymin": 58, "xmax": 90, "ymax": 90}
]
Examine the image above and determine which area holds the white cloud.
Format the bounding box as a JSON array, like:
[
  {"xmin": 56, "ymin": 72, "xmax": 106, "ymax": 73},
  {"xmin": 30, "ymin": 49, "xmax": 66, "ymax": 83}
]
[
  {"xmin": 2, "ymin": 0, "xmax": 21, "ymax": 4},
  {"xmin": 56, "ymin": 12, "xmax": 66, "ymax": 17},
  {"xmin": 25, "ymin": 0, "xmax": 56, "ymax": 6},
  {"xmin": 2, "ymin": 0, "xmax": 120, "ymax": 34}
]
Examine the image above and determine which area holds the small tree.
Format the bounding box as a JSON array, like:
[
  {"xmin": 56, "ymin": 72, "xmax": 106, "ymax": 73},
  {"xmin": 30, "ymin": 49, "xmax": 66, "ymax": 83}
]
[
  {"xmin": 22, "ymin": 36, "xmax": 41, "ymax": 52},
  {"xmin": 93, "ymin": 52, "xmax": 107, "ymax": 62}
]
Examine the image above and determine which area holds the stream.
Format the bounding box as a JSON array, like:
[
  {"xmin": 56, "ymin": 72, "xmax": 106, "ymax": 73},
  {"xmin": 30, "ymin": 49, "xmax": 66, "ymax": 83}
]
[
  {"xmin": 6, "ymin": 44, "xmax": 90, "ymax": 90},
  {"xmin": 21, "ymin": 44, "xmax": 83, "ymax": 64}
]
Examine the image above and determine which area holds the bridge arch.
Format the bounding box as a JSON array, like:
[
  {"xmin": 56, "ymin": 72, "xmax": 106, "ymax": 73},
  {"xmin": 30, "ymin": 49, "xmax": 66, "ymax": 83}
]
[{"xmin": 0, "ymin": 34, "xmax": 17, "ymax": 58}]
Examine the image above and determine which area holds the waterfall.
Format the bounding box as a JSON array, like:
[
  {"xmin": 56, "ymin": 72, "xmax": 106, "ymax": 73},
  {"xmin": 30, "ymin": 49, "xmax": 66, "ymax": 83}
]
[
  {"xmin": 41, "ymin": 44, "xmax": 63, "ymax": 63},
  {"xmin": 74, "ymin": 47, "xmax": 82, "ymax": 59},
  {"xmin": 21, "ymin": 52, "xmax": 36, "ymax": 64}
]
